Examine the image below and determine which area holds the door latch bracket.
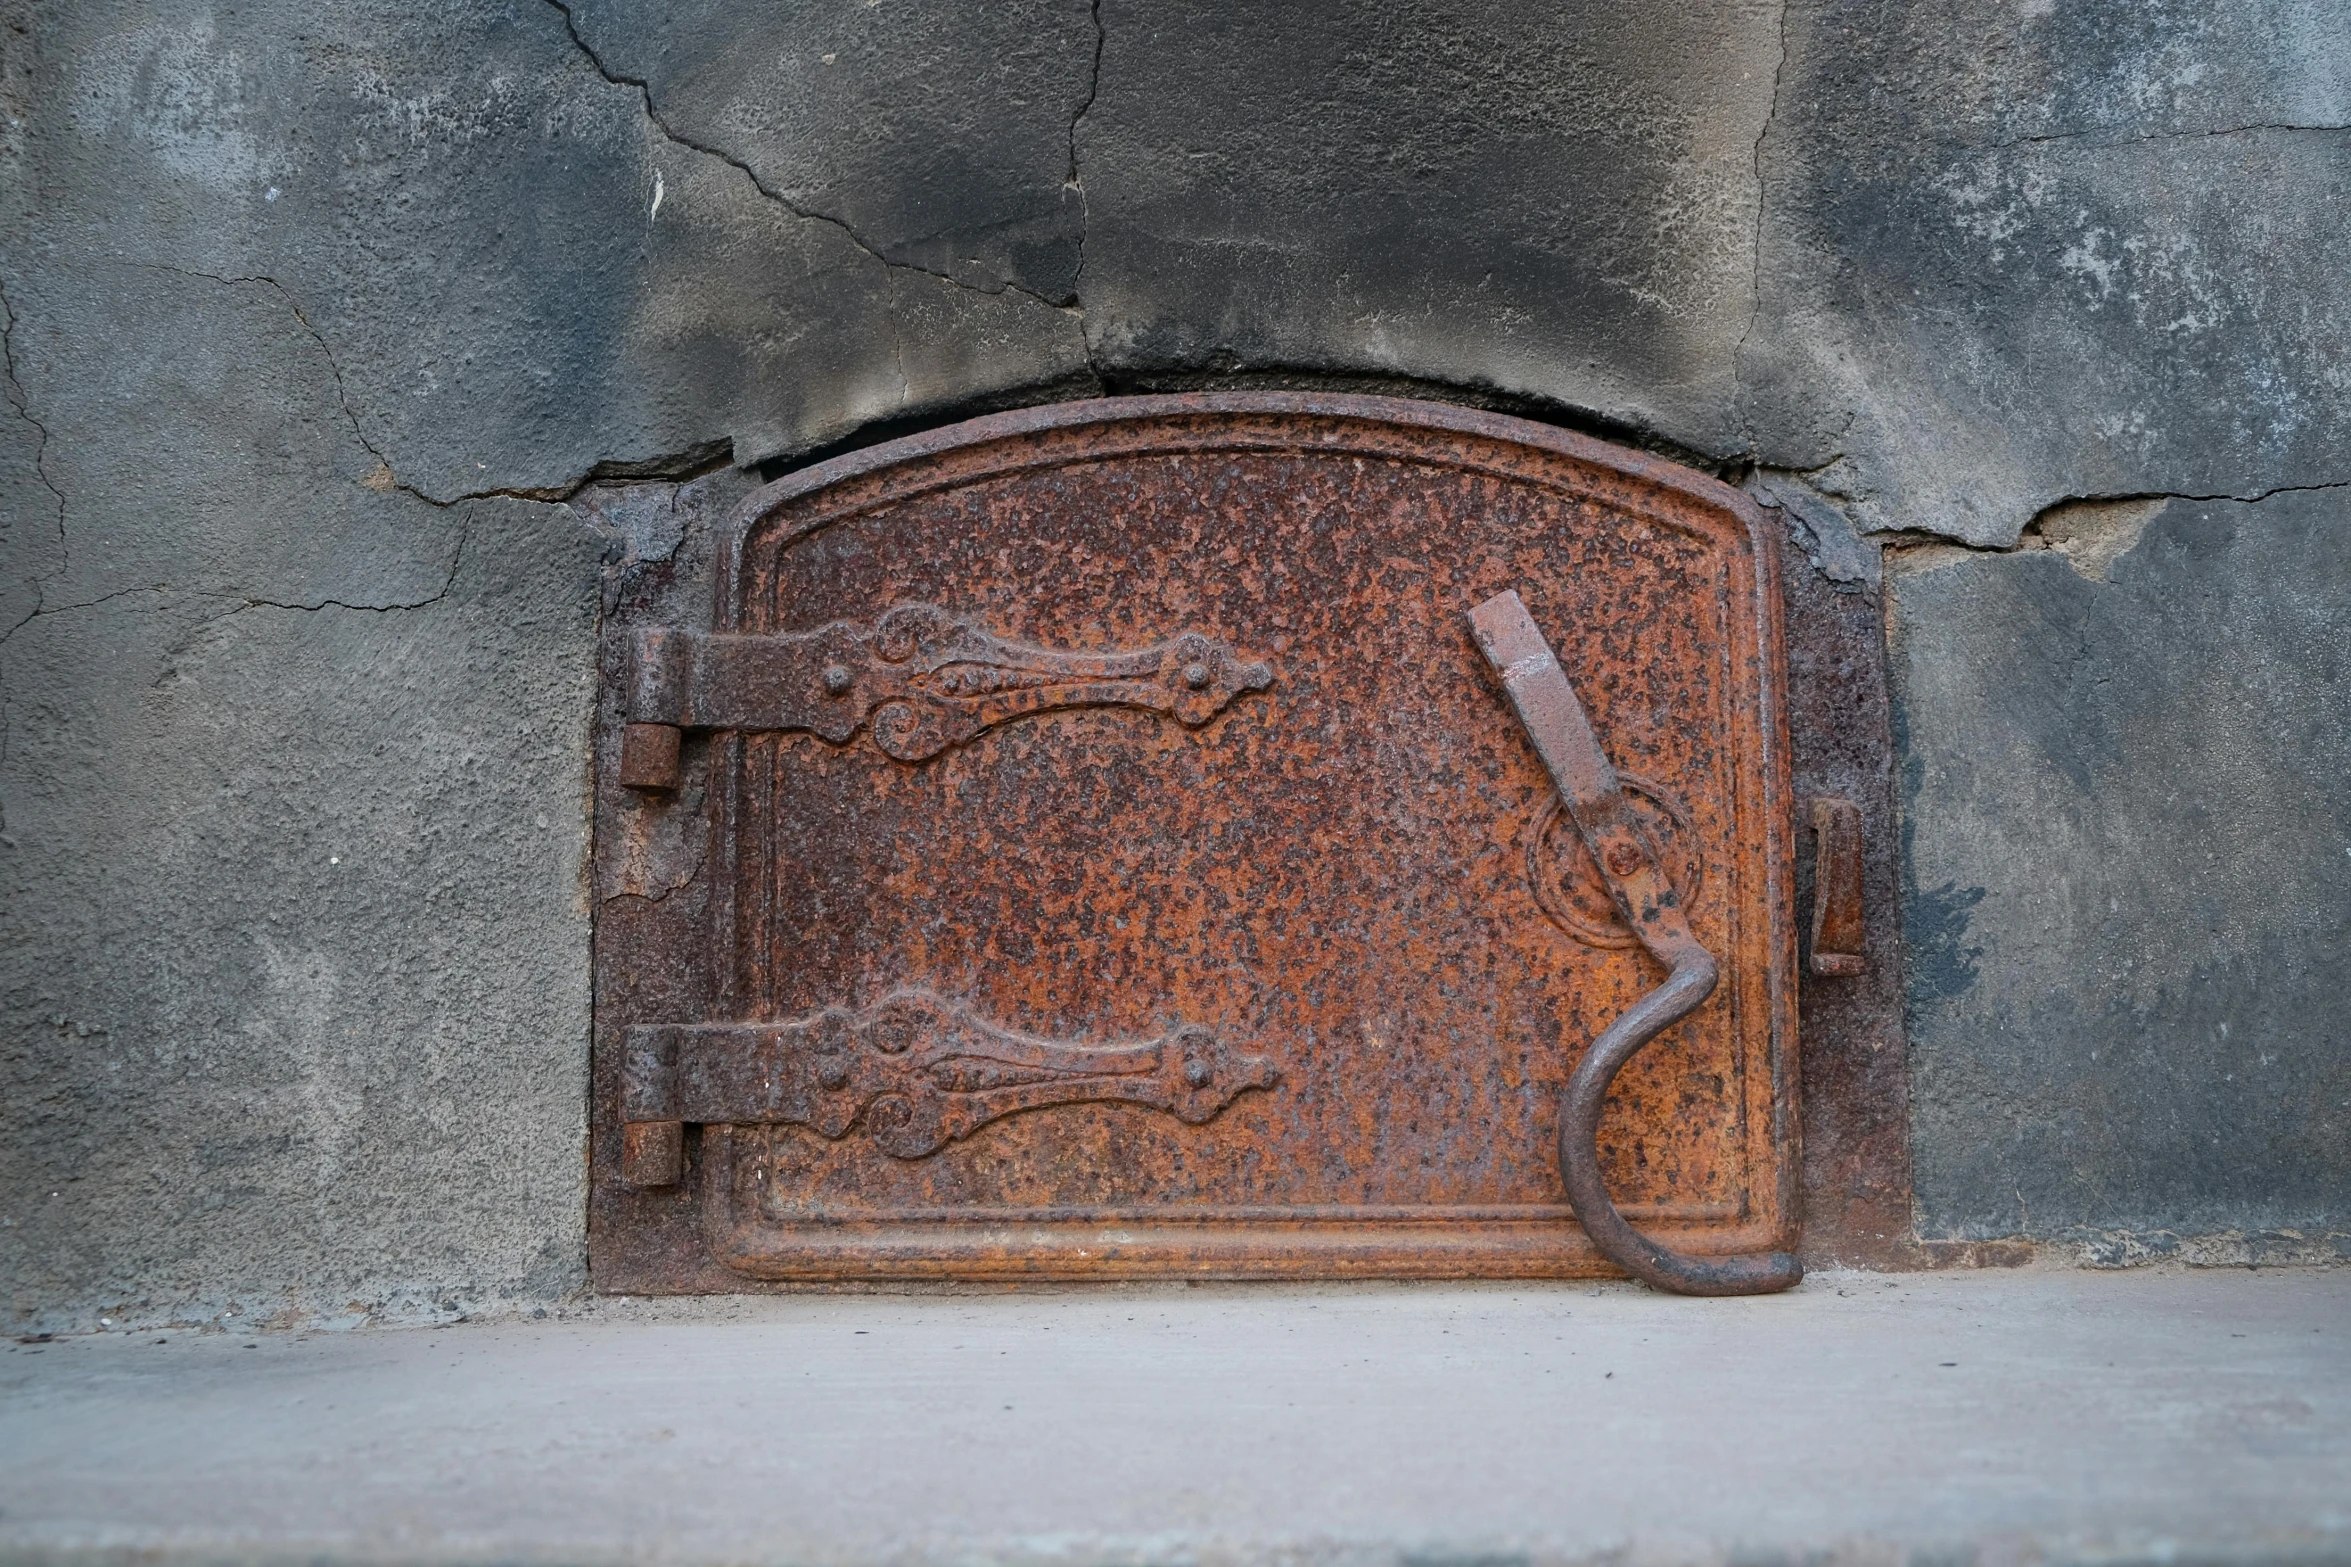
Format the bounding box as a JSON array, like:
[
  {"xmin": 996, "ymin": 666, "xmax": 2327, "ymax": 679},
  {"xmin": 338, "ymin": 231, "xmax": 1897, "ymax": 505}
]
[{"xmin": 1807, "ymin": 797, "xmax": 1867, "ymax": 977}]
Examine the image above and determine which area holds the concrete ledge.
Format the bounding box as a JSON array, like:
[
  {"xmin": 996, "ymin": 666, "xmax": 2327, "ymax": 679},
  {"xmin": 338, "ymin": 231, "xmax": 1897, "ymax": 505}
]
[{"xmin": 3, "ymin": 1270, "xmax": 2346, "ymax": 1566}]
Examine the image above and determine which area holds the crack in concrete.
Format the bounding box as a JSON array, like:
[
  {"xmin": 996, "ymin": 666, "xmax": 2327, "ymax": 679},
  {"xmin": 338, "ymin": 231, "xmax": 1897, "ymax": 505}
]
[
  {"xmin": 2030, "ymin": 477, "xmax": 2351, "ymax": 517},
  {"xmin": 0, "ymin": 265, "xmax": 480, "ymax": 651},
  {"xmin": 216, "ymin": 517, "xmax": 471, "ymax": 620},
  {"xmin": 1731, "ymin": 0, "xmax": 1790, "ymax": 453},
  {"xmin": 1065, "ymin": 0, "xmax": 1104, "ymax": 302},
  {"xmin": 1877, "ymin": 477, "xmax": 2351, "ymax": 573},
  {"xmin": 543, "ymin": 0, "xmax": 1075, "ymax": 320},
  {"xmin": 249, "ymin": 275, "xmax": 430, "ymax": 504},
  {"xmin": 126, "ymin": 264, "xmax": 614, "ymax": 508},
  {"xmin": 124, "ymin": 264, "xmax": 426, "ymax": 501},
  {"xmin": 0, "ymin": 277, "xmax": 64, "ymax": 541},
  {"xmin": 1995, "ymin": 121, "xmax": 2351, "ymax": 152},
  {"xmin": 0, "ymin": 517, "xmax": 471, "ymax": 656},
  {"xmin": 1067, "ymin": 0, "xmax": 1103, "ymax": 187},
  {"xmin": 884, "ymin": 274, "xmax": 912, "ymax": 409},
  {"xmin": 0, "ymin": 584, "xmax": 176, "ymax": 653},
  {"xmin": 17, "ymin": 585, "xmax": 171, "ymax": 618},
  {"xmin": 0, "ymin": 273, "xmax": 71, "ymax": 649}
]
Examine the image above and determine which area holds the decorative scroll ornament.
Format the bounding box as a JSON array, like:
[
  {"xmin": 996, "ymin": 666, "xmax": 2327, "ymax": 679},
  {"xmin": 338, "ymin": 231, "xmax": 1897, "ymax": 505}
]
[
  {"xmin": 627, "ymin": 603, "xmax": 1275, "ymax": 763},
  {"xmin": 624, "ymin": 990, "xmax": 1279, "ymax": 1162}
]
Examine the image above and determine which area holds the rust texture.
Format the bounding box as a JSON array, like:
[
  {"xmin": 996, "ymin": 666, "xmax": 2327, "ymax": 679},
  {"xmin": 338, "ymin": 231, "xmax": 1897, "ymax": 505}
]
[
  {"xmin": 1807, "ymin": 798, "xmax": 1868, "ymax": 978},
  {"xmin": 616, "ymin": 721, "xmax": 683, "ymax": 792},
  {"xmin": 618, "ymin": 1118, "xmax": 685, "ymax": 1191},
  {"xmin": 1777, "ymin": 544, "xmax": 1916, "ymax": 1269},
  {"xmin": 591, "ymin": 392, "xmax": 1806, "ymax": 1286},
  {"xmin": 1470, "ymin": 590, "xmax": 1801, "ymax": 1295}
]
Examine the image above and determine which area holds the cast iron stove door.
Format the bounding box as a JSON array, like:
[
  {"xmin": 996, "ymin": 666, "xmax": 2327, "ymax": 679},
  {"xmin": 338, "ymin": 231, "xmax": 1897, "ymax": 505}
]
[{"xmin": 594, "ymin": 394, "xmax": 1797, "ymax": 1285}]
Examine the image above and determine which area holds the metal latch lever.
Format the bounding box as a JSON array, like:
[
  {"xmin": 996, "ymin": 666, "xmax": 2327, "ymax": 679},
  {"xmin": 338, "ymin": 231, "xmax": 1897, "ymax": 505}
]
[{"xmin": 1468, "ymin": 590, "xmax": 1802, "ymax": 1296}]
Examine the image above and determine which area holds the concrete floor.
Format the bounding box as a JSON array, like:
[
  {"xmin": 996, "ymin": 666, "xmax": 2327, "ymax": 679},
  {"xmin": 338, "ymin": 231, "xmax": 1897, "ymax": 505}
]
[{"xmin": 2, "ymin": 1269, "xmax": 2347, "ymax": 1567}]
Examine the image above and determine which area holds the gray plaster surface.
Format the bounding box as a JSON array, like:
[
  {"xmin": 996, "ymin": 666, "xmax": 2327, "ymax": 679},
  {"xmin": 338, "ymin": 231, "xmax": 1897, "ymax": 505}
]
[
  {"xmin": 0, "ymin": 476, "xmax": 603, "ymax": 1325},
  {"xmin": 4, "ymin": 0, "xmax": 2350, "ymax": 1325},
  {"xmin": 1745, "ymin": 0, "xmax": 2351, "ymax": 546},
  {"xmin": 2, "ymin": 1271, "xmax": 2348, "ymax": 1566},
  {"xmin": 1075, "ymin": 0, "xmax": 1780, "ymax": 454},
  {"xmin": 1892, "ymin": 490, "xmax": 2351, "ymax": 1253}
]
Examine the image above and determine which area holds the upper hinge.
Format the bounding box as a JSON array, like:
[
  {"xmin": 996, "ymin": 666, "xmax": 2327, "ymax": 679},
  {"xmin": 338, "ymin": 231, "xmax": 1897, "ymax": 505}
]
[{"xmin": 616, "ymin": 603, "xmax": 1272, "ymax": 790}]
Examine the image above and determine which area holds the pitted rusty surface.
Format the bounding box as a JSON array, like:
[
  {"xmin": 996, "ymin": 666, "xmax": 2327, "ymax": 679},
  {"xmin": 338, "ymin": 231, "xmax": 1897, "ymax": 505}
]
[
  {"xmin": 1777, "ymin": 544, "xmax": 1915, "ymax": 1270},
  {"xmin": 592, "ymin": 393, "xmax": 1799, "ymax": 1284},
  {"xmin": 1469, "ymin": 589, "xmax": 1799, "ymax": 1295}
]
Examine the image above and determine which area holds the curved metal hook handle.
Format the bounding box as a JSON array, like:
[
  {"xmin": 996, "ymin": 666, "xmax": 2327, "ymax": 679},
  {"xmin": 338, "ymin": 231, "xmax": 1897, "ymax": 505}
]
[{"xmin": 1469, "ymin": 590, "xmax": 1802, "ymax": 1297}]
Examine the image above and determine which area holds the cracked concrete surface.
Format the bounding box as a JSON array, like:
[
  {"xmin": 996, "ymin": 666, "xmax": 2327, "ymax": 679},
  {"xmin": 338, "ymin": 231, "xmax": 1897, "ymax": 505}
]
[
  {"xmin": 0, "ymin": 494, "xmax": 602, "ymax": 1332},
  {"xmin": 118, "ymin": 266, "xmax": 556, "ymax": 514},
  {"xmin": 1063, "ymin": 0, "xmax": 1104, "ymax": 299},
  {"xmin": 1070, "ymin": 0, "xmax": 1779, "ymax": 454},
  {"xmin": 2, "ymin": 0, "xmax": 2348, "ymax": 1326},
  {"xmin": 0, "ymin": 277, "xmax": 65, "ymax": 641},
  {"xmin": 1877, "ymin": 478, "xmax": 2351, "ymax": 580},
  {"xmin": 1892, "ymin": 486, "xmax": 2351, "ymax": 1245},
  {"xmin": 1740, "ymin": 0, "xmax": 2351, "ymax": 545},
  {"xmin": 1995, "ymin": 121, "xmax": 2351, "ymax": 149},
  {"xmin": 0, "ymin": 244, "xmax": 590, "ymax": 1329},
  {"xmin": 546, "ymin": 0, "xmax": 1085, "ymax": 319},
  {"xmin": 1729, "ymin": 0, "xmax": 1792, "ymax": 456}
]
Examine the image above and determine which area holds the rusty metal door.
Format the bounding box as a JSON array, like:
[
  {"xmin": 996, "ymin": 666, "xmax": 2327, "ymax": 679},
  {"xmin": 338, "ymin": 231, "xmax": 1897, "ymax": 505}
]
[{"xmin": 593, "ymin": 394, "xmax": 1807, "ymax": 1292}]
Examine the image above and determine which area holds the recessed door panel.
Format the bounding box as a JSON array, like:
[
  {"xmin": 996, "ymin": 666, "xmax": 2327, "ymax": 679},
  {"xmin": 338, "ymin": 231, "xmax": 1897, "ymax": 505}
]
[{"xmin": 593, "ymin": 394, "xmax": 1796, "ymax": 1281}]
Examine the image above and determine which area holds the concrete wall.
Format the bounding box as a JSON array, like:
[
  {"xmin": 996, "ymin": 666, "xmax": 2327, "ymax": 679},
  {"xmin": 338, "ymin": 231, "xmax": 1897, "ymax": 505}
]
[{"xmin": 3, "ymin": 0, "xmax": 2345, "ymax": 1328}]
